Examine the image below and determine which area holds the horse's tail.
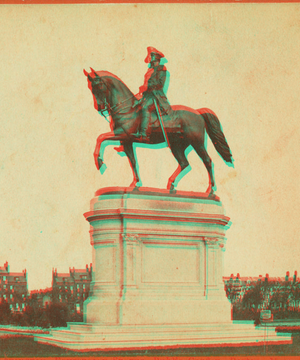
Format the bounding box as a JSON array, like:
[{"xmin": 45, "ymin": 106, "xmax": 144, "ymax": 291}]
[{"xmin": 197, "ymin": 108, "xmax": 233, "ymax": 164}]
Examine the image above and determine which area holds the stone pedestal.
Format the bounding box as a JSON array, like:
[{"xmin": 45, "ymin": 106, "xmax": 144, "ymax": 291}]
[
  {"xmin": 84, "ymin": 188, "xmax": 231, "ymax": 326},
  {"xmin": 35, "ymin": 188, "xmax": 291, "ymax": 350}
]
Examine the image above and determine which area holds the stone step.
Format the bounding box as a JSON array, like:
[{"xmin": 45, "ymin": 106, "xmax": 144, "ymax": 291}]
[{"xmin": 35, "ymin": 323, "xmax": 292, "ymax": 351}]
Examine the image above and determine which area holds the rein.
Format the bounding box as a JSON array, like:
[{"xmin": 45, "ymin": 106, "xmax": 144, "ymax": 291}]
[
  {"xmin": 109, "ymin": 94, "xmax": 136, "ymax": 113},
  {"xmin": 99, "ymin": 95, "xmax": 136, "ymax": 122},
  {"xmin": 92, "ymin": 75, "xmax": 138, "ymax": 119}
]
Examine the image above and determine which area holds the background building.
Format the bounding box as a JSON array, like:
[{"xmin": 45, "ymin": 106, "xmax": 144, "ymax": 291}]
[
  {"xmin": 0, "ymin": 262, "xmax": 28, "ymax": 312},
  {"xmin": 29, "ymin": 288, "xmax": 52, "ymax": 310},
  {"xmin": 52, "ymin": 264, "xmax": 93, "ymax": 314},
  {"xmin": 224, "ymin": 271, "xmax": 300, "ymax": 317}
]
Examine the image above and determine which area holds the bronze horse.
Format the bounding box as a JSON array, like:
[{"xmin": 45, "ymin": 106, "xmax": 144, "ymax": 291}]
[{"xmin": 84, "ymin": 69, "xmax": 233, "ymax": 194}]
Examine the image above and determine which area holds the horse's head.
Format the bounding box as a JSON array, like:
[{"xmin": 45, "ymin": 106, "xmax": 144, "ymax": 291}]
[{"xmin": 84, "ymin": 68, "xmax": 110, "ymax": 114}]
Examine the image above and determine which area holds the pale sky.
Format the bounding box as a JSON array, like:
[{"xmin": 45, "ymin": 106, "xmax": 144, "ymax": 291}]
[{"xmin": 0, "ymin": 4, "xmax": 300, "ymax": 291}]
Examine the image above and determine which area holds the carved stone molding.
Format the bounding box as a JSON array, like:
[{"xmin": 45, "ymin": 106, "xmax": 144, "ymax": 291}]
[
  {"xmin": 123, "ymin": 234, "xmax": 141, "ymax": 243},
  {"xmin": 201, "ymin": 237, "xmax": 222, "ymax": 247}
]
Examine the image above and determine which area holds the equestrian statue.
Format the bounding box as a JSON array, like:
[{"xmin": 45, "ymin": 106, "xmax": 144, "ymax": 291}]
[{"xmin": 84, "ymin": 47, "xmax": 233, "ymax": 194}]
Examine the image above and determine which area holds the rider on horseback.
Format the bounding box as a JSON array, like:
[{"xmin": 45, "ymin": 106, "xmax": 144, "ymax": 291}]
[{"xmin": 132, "ymin": 47, "xmax": 172, "ymax": 141}]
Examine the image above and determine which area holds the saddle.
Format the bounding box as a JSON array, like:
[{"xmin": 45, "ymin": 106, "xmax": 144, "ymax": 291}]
[{"xmin": 148, "ymin": 109, "xmax": 182, "ymax": 133}]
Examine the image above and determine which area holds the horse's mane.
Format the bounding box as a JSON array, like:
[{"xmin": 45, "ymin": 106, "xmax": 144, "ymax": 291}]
[
  {"xmin": 94, "ymin": 71, "xmax": 133, "ymax": 96},
  {"xmin": 95, "ymin": 70, "xmax": 123, "ymax": 83}
]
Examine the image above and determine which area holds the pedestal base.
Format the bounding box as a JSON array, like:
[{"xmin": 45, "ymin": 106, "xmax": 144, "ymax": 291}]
[
  {"xmin": 35, "ymin": 322, "xmax": 292, "ymax": 351},
  {"xmin": 83, "ymin": 188, "xmax": 232, "ymax": 326},
  {"xmin": 36, "ymin": 188, "xmax": 291, "ymax": 350}
]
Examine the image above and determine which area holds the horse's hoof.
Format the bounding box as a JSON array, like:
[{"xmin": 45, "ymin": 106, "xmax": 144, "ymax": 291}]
[
  {"xmin": 100, "ymin": 163, "xmax": 107, "ymax": 175},
  {"xmin": 206, "ymin": 186, "xmax": 215, "ymax": 197},
  {"xmin": 97, "ymin": 158, "xmax": 107, "ymax": 174},
  {"xmin": 129, "ymin": 180, "xmax": 142, "ymax": 189},
  {"xmin": 169, "ymin": 183, "xmax": 177, "ymax": 193},
  {"xmin": 97, "ymin": 157, "xmax": 103, "ymax": 168},
  {"xmin": 131, "ymin": 186, "xmax": 140, "ymax": 192}
]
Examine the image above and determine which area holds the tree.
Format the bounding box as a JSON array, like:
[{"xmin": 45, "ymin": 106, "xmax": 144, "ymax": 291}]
[
  {"xmin": 47, "ymin": 303, "xmax": 68, "ymax": 327},
  {"xmin": 0, "ymin": 302, "xmax": 11, "ymax": 325},
  {"xmin": 242, "ymin": 283, "xmax": 264, "ymax": 311},
  {"xmin": 289, "ymin": 282, "xmax": 300, "ymax": 310}
]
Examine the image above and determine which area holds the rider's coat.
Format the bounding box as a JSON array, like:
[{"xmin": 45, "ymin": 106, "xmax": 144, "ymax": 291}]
[{"xmin": 139, "ymin": 65, "xmax": 172, "ymax": 114}]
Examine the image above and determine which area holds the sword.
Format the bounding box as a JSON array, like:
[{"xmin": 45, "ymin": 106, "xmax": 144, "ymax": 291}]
[{"xmin": 153, "ymin": 99, "xmax": 171, "ymax": 149}]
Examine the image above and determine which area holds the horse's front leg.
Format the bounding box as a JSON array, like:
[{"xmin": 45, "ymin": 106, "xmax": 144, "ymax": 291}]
[
  {"xmin": 94, "ymin": 130, "xmax": 128, "ymax": 171},
  {"xmin": 123, "ymin": 142, "xmax": 142, "ymax": 188},
  {"xmin": 94, "ymin": 134, "xmax": 105, "ymax": 171}
]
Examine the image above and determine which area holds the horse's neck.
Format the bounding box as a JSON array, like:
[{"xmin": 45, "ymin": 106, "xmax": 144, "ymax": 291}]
[{"xmin": 109, "ymin": 81, "xmax": 134, "ymax": 107}]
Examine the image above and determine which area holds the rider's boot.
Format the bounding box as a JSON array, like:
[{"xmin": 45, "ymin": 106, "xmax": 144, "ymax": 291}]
[
  {"xmin": 139, "ymin": 109, "xmax": 151, "ymax": 141},
  {"xmin": 132, "ymin": 109, "xmax": 151, "ymax": 141}
]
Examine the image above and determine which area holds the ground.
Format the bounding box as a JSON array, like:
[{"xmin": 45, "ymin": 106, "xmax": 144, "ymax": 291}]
[{"xmin": 1, "ymin": 333, "xmax": 300, "ymax": 357}]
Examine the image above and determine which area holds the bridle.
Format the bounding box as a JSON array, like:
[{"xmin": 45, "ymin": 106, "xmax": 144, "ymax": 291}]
[
  {"xmin": 90, "ymin": 77, "xmax": 111, "ymax": 121},
  {"xmin": 92, "ymin": 78, "xmax": 137, "ymax": 121}
]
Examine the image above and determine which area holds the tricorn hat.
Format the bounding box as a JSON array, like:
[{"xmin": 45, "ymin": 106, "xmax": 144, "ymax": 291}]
[{"xmin": 144, "ymin": 47, "xmax": 165, "ymax": 63}]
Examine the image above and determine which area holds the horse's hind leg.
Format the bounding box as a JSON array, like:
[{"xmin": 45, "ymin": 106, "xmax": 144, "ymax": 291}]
[
  {"xmin": 192, "ymin": 142, "xmax": 215, "ymax": 194},
  {"xmin": 167, "ymin": 139, "xmax": 190, "ymax": 191}
]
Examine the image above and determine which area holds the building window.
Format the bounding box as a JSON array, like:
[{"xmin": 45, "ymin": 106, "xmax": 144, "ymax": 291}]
[
  {"xmin": 10, "ymin": 294, "xmax": 13, "ymax": 299},
  {"xmin": 3, "ymin": 276, "xmax": 6, "ymax": 281},
  {"xmin": 22, "ymin": 303, "xmax": 25, "ymax": 309},
  {"xmin": 3, "ymin": 285, "xmax": 6, "ymax": 289},
  {"xmin": 59, "ymin": 295, "xmax": 61, "ymax": 299},
  {"xmin": 3, "ymin": 295, "xmax": 6, "ymax": 300},
  {"xmin": 76, "ymin": 304, "xmax": 80, "ymax": 313},
  {"xmin": 9, "ymin": 304, "xmax": 13, "ymax": 310},
  {"xmin": 10, "ymin": 285, "xmax": 13, "ymax": 290},
  {"xmin": 22, "ymin": 294, "xmax": 25, "ymax": 299},
  {"xmin": 16, "ymin": 303, "xmax": 19, "ymax": 310}
]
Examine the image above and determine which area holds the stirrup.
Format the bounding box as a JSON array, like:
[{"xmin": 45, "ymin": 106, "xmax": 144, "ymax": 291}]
[
  {"xmin": 133, "ymin": 134, "xmax": 150, "ymax": 142},
  {"xmin": 131, "ymin": 131, "xmax": 140, "ymax": 138},
  {"xmin": 140, "ymin": 134, "xmax": 150, "ymax": 142}
]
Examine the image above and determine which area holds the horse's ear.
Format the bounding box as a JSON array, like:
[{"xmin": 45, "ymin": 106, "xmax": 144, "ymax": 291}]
[
  {"xmin": 83, "ymin": 69, "xmax": 93, "ymax": 82},
  {"xmin": 90, "ymin": 67, "xmax": 100, "ymax": 78}
]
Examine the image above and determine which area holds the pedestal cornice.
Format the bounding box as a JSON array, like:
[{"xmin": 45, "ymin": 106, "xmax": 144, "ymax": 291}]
[{"xmin": 84, "ymin": 187, "xmax": 230, "ymax": 228}]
